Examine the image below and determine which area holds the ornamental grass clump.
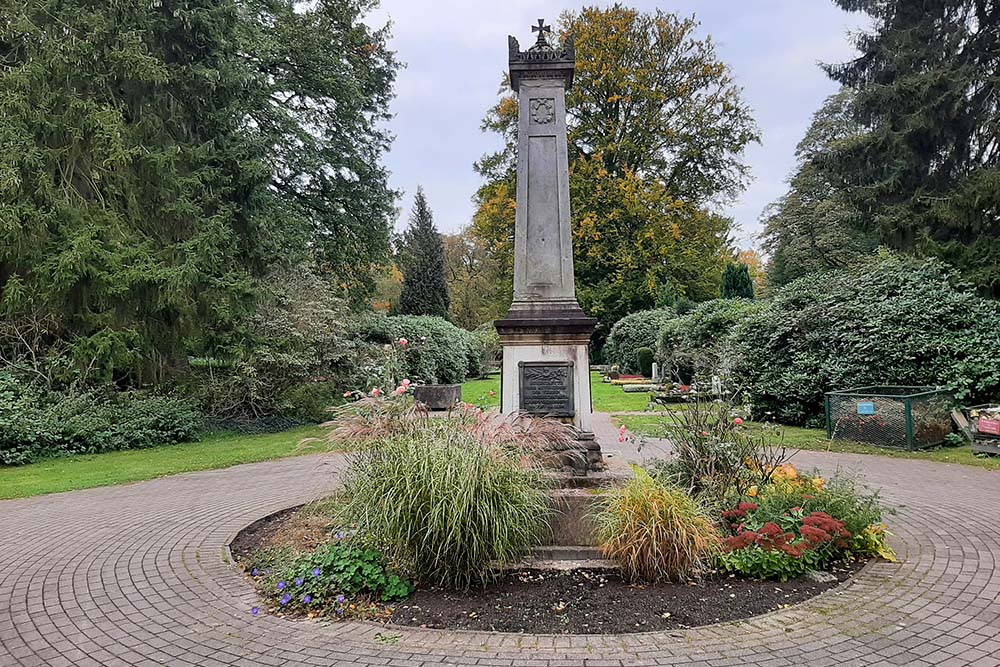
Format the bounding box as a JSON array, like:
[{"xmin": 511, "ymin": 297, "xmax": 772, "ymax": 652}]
[
  {"xmin": 338, "ymin": 420, "xmax": 551, "ymax": 589},
  {"xmin": 594, "ymin": 467, "xmax": 721, "ymax": 582}
]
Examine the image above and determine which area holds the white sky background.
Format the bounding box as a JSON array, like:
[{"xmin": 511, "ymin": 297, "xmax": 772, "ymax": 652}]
[{"xmin": 366, "ymin": 1, "xmax": 869, "ymax": 250}]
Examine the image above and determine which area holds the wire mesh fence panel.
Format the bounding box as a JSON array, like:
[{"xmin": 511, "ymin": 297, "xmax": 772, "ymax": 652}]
[{"xmin": 826, "ymin": 386, "xmax": 952, "ymax": 451}]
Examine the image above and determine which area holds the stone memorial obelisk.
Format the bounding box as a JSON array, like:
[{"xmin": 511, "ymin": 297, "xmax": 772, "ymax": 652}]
[{"xmin": 495, "ymin": 20, "xmax": 601, "ymax": 472}]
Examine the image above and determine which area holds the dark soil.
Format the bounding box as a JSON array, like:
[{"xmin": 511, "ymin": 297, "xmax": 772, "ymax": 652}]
[
  {"xmin": 387, "ymin": 565, "xmax": 860, "ymax": 634},
  {"xmin": 231, "ymin": 506, "xmax": 864, "ymax": 635},
  {"xmin": 229, "ymin": 505, "xmax": 302, "ymax": 561}
]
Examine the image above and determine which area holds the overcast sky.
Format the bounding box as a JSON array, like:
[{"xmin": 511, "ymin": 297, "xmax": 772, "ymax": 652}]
[{"xmin": 367, "ymin": 1, "xmax": 868, "ymax": 250}]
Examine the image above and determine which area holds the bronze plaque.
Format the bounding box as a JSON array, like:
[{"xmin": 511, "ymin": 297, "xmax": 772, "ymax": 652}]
[{"xmin": 519, "ymin": 361, "xmax": 574, "ymax": 416}]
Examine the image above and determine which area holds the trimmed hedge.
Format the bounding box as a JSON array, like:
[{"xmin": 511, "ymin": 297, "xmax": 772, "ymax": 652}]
[
  {"xmin": 657, "ymin": 299, "xmax": 760, "ymax": 384},
  {"xmin": 0, "ymin": 372, "xmax": 202, "ymax": 465},
  {"xmin": 730, "ymin": 254, "xmax": 1000, "ymax": 426},
  {"xmin": 604, "ymin": 309, "xmax": 676, "ymax": 373},
  {"xmin": 350, "ymin": 314, "xmax": 483, "ymax": 385}
]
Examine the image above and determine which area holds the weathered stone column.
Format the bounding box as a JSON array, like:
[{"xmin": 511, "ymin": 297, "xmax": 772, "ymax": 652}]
[{"xmin": 495, "ymin": 20, "xmax": 600, "ymax": 473}]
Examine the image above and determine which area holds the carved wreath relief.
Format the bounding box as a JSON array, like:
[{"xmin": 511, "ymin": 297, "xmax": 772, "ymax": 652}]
[{"xmin": 530, "ymin": 98, "xmax": 555, "ymax": 124}]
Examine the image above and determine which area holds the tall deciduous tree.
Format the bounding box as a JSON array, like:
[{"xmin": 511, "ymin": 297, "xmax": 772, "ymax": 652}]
[
  {"xmin": 472, "ymin": 5, "xmax": 758, "ymax": 340},
  {"xmin": 444, "ymin": 228, "xmax": 509, "ymax": 330},
  {"xmin": 397, "ymin": 188, "xmax": 450, "ymax": 319},
  {"xmin": 0, "ymin": 0, "xmax": 398, "ymax": 383},
  {"xmin": 822, "ymin": 0, "xmax": 1000, "ymax": 295}
]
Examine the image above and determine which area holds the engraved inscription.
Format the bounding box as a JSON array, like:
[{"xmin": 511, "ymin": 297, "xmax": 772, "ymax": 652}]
[
  {"xmin": 530, "ymin": 98, "xmax": 555, "ymax": 124},
  {"xmin": 519, "ymin": 362, "xmax": 574, "ymax": 416}
]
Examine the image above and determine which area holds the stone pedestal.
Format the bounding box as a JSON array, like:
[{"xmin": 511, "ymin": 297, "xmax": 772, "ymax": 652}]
[{"xmin": 496, "ymin": 23, "xmax": 600, "ymax": 473}]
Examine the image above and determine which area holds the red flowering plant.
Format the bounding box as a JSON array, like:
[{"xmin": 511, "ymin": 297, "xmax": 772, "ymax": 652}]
[
  {"xmin": 718, "ymin": 468, "xmax": 895, "ymax": 580},
  {"xmin": 718, "ymin": 502, "xmax": 853, "ymax": 580}
]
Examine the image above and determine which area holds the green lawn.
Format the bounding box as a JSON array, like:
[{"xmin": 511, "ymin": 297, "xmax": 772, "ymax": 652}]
[
  {"xmin": 0, "ymin": 426, "xmax": 330, "ymax": 500},
  {"xmin": 462, "ymin": 371, "xmax": 657, "ymax": 413},
  {"xmin": 616, "ymin": 413, "xmax": 1000, "ymax": 471}
]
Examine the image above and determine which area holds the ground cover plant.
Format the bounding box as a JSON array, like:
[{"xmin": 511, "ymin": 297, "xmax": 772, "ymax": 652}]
[
  {"xmin": 0, "ymin": 371, "xmax": 201, "ymax": 466},
  {"xmin": 717, "ymin": 464, "xmax": 894, "ymax": 580}
]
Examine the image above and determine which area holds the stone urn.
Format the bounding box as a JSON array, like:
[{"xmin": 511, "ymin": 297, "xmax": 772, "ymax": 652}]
[{"xmin": 412, "ymin": 384, "xmax": 462, "ymax": 411}]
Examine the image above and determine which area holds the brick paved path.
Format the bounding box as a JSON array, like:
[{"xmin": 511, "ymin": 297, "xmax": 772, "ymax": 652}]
[{"xmin": 2, "ymin": 414, "xmax": 999, "ymax": 666}]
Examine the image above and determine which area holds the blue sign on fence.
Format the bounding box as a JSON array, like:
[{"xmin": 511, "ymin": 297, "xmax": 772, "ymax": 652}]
[{"xmin": 857, "ymin": 402, "xmax": 876, "ymax": 415}]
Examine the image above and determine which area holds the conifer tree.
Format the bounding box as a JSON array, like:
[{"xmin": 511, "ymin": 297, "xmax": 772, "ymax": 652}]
[
  {"xmin": 823, "ymin": 0, "xmax": 1000, "ymax": 295},
  {"xmin": 397, "ymin": 188, "xmax": 450, "ymax": 318},
  {"xmin": 721, "ymin": 263, "xmax": 755, "ymax": 299},
  {"xmin": 0, "ymin": 0, "xmax": 398, "ymax": 383}
]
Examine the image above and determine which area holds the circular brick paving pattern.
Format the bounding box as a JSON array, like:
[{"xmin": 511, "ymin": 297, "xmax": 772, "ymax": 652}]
[{"xmin": 2, "ymin": 415, "xmax": 999, "ymax": 667}]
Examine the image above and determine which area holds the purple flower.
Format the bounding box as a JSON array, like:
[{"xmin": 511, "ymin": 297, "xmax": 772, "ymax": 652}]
[
  {"xmin": 251, "ymin": 568, "xmax": 259, "ymax": 577},
  {"xmin": 295, "ymin": 577, "xmax": 303, "ymax": 587},
  {"xmin": 336, "ymin": 594, "xmax": 345, "ymax": 604},
  {"xmin": 280, "ymin": 593, "xmax": 291, "ymax": 606},
  {"xmin": 303, "ymin": 595, "xmax": 312, "ymax": 604},
  {"xmin": 277, "ymin": 581, "xmax": 286, "ymax": 591},
  {"xmin": 312, "ymin": 567, "xmax": 321, "ymax": 577},
  {"xmin": 251, "ymin": 606, "xmax": 259, "ymax": 616},
  {"xmin": 336, "ymin": 608, "xmax": 344, "ymax": 616},
  {"xmin": 334, "ymin": 531, "xmax": 342, "ymax": 540}
]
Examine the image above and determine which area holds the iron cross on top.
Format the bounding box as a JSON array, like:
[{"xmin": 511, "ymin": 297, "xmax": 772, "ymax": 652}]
[{"xmin": 532, "ymin": 18, "xmax": 551, "ymax": 46}]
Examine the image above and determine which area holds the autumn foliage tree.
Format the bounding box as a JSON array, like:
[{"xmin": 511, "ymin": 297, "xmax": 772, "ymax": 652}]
[
  {"xmin": 443, "ymin": 228, "xmax": 509, "ymax": 330},
  {"xmin": 473, "ymin": 5, "xmax": 758, "ymax": 341}
]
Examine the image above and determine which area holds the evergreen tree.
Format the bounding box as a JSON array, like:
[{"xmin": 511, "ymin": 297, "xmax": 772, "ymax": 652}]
[
  {"xmin": 397, "ymin": 188, "xmax": 450, "ymax": 318},
  {"xmin": 823, "ymin": 0, "xmax": 1000, "ymax": 296},
  {"xmin": 0, "ymin": 0, "xmax": 398, "ymax": 383},
  {"xmin": 721, "ymin": 263, "xmax": 754, "ymax": 299},
  {"xmin": 761, "ymin": 91, "xmax": 875, "ymax": 286}
]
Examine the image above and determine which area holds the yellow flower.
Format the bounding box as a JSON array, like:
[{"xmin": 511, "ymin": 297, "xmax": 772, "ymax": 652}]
[
  {"xmin": 812, "ymin": 477, "xmax": 826, "ymax": 490},
  {"xmin": 747, "ymin": 485, "xmax": 759, "ymax": 498}
]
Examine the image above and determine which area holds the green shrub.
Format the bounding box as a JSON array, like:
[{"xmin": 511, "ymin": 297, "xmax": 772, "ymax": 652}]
[
  {"xmin": 636, "ymin": 347, "xmax": 654, "ymax": 378},
  {"xmin": 730, "ymin": 253, "xmax": 1000, "ymax": 426},
  {"xmin": 657, "ymin": 298, "xmax": 760, "ymax": 384},
  {"xmin": 189, "ymin": 269, "xmax": 361, "ymax": 421},
  {"xmin": 276, "ymin": 381, "xmax": 344, "ymax": 423},
  {"xmin": 337, "ymin": 421, "xmax": 551, "ymax": 588},
  {"xmin": 604, "ymin": 309, "xmax": 676, "ymax": 373},
  {"xmin": 594, "ymin": 467, "xmax": 720, "ymax": 582},
  {"xmin": 472, "ymin": 323, "xmax": 501, "ymax": 377},
  {"xmin": 350, "ymin": 314, "xmax": 481, "ymax": 384},
  {"xmin": 0, "ymin": 372, "xmax": 201, "ymax": 465}
]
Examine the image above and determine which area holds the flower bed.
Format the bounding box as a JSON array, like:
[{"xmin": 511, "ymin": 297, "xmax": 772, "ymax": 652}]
[
  {"xmin": 231, "ymin": 390, "xmax": 893, "ymax": 633},
  {"xmin": 231, "ymin": 509, "xmax": 860, "ymax": 633}
]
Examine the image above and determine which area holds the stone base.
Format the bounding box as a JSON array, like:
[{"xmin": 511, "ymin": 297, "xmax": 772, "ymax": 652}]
[{"xmin": 496, "ymin": 306, "xmax": 602, "ymax": 472}]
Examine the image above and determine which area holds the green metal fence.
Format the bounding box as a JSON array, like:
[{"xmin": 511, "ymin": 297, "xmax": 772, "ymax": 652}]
[{"xmin": 825, "ymin": 386, "xmax": 953, "ymax": 451}]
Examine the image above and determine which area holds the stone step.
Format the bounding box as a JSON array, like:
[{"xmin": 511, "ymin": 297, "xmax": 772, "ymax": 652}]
[
  {"xmin": 519, "ymin": 546, "xmax": 618, "ymax": 571},
  {"xmin": 532, "ymin": 545, "xmax": 603, "ymax": 560}
]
